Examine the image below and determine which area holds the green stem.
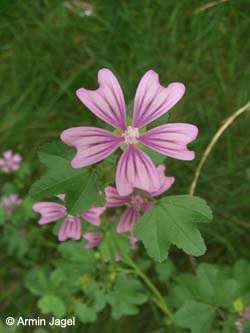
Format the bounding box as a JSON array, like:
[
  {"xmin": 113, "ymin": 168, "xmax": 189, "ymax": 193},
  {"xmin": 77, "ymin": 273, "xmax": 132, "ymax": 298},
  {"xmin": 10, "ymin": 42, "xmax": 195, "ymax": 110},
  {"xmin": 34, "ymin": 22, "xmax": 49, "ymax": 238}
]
[{"xmin": 121, "ymin": 255, "xmax": 173, "ymax": 321}]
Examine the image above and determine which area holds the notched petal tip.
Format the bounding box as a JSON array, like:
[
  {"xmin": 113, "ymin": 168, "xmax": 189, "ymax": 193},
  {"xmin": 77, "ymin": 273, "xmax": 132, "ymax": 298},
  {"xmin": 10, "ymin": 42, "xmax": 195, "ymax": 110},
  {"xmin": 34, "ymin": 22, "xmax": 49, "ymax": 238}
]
[
  {"xmin": 75, "ymin": 69, "xmax": 126, "ymax": 131},
  {"xmin": 133, "ymin": 71, "xmax": 186, "ymax": 128}
]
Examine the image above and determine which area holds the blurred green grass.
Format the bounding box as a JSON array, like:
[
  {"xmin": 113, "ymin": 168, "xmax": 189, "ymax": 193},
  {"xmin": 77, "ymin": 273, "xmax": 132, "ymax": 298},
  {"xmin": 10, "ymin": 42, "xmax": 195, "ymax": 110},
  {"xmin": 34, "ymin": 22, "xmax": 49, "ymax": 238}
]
[{"xmin": 0, "ymin": 0, "xmax": 250, "ymax": 330}]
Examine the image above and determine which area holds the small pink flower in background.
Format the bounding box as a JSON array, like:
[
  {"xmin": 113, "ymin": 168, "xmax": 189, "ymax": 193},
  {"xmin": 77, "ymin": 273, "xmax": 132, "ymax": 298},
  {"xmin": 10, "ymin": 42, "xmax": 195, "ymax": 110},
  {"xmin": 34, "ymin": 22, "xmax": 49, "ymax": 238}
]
[
  {"xmin": 0, "ymin": 194, "xmax": 22, "ymax": 216},
  {"xmin": 61, "ymin": 68, "xmax": 198, "ymax": 196},
  {"xmin": 129, "ymin": 235, "xmax": 137, "ymax": 250},
  {"xmin": 33, "ymin": 195, "xmax": 105, "ymax": 242},
  {"xmin": 83, "ymin": 232, "xmax": 103, "ymax": 248},
  {"xmin": 240, "ymin": 306, "xmax": 250, "ymax": 320},
  {"xmin": 0, "ymin": 150, "xmax": 22, "ymax": 173},
  {"xmin": 235, "ymin": 306, "xmax": 250, "ymax": 333},
  {"xmin": 105, "ymin": 164, "xmax": 174, "ymax": 235}
]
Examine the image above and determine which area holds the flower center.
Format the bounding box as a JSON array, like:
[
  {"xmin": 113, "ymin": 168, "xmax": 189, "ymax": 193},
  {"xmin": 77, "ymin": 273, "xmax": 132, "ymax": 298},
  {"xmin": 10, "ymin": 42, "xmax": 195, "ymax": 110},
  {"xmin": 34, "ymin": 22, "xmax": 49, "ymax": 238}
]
[
  {"xmin": 131, "ymin": 194, "xmax": 144, "ymax": 209},
  {"xmin": 122, "ymin": 126, "xmax": 139, "ymax": 145},
  {"xmin": 67, "ymin": 215, "xmax": 75, "ymax": 222}
]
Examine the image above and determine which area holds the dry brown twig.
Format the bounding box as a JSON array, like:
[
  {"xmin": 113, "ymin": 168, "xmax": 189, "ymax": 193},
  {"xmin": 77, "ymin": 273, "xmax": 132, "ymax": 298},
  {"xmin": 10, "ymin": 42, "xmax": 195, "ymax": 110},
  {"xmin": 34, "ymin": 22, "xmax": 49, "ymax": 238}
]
[
  {"xmin": 194, "ymin": 0, "xmax": 229, "ymax": 15},
  {"xmin": 188, "ymin": 101, "xmax": 250, "ymax": 269}
]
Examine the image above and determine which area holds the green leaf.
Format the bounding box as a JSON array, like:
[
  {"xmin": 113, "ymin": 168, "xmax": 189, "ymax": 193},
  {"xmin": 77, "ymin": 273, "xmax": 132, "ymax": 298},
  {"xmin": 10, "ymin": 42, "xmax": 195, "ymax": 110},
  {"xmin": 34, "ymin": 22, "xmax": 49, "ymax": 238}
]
[
  {"xmin": 29, "ymin": 142, "xmax": 104, "ymax": 214},
  {"xmin": 56, "ymin": 241, "xmax": 96, "ymax": 276},
  {"xmin": 134, "ymin": 195, "xmax": 213, "ymax": 262},
  {"xmin": 74, "ymin": 303, "xmax": 97, "ymax": 323},
  {"xmin": 169, "ymin": 263, "xmax": 239, "ymax": 308},
  {"xmin": 195, "ymin": 264, "xmax": 239, "ymax": 306},
  {"xmin": 25, "ymin": 267, "xmax": 50, "ymax": 296},
  {"xmin": 38, "ymin": 295, "xmax": 66, "ymax": 318},
  {"xmin": 155, "ymin": 259, "xmax": 175, "ymax": 282},
  {"xmin": 232, "ymin": 259, "xmax": 250, "ymax": 294},
  {"xmin": 99, "ymin": 226, "xmax": 130, "ymax": 261},
  {"xmin": 0, "ymin": 207, "xmax": 6, "ymax": 225},
  {"xmin": 2, "ymin": 225, "xmax": 28, "ymax": 258},
  {"xmin": 83, "ymin": 283, "xmax": 107, "ymax": 312},
  {"xmin": 173, "ymin": 300, "xmax": 215, "ymax": 333},
  {"xmin": 107, "ymin": 275, "xmax": 148, "ymax": 319}
]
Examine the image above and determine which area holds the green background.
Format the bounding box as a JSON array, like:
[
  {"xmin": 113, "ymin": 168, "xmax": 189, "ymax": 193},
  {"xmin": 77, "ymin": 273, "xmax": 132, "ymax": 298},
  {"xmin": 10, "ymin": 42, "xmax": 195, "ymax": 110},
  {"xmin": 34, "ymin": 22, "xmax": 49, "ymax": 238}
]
[{"xmin": 0, "ymin": 0, "xmax": 250, "ymax": 332}]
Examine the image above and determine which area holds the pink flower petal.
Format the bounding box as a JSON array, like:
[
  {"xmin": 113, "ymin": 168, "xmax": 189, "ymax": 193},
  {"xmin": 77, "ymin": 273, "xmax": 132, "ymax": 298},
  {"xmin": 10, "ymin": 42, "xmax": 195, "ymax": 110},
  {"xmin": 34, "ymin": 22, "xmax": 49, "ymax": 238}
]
[
  {"xmin": 3, "ymin": 150, "xmax": 13, "ymax": 160},
  {"xmin": 129, "ymin": 235, "xmax": 138, "ymax": 250},
  {"xmin": 82, "ymin": 206, "xmax": 106, "ymax": 226},
  {"xmin": 0, "ymin": 159, "xmax": 5, "ymax": 166},
  {"xmin": 76, "ymin": 68, "xmax": 126, "ymax": 131},
  {"xmin": 140, "ymin": 123, "xmax": 198, "ymax": 161},
  {"xmin": 32, "ymin": 202, "xmax": 66, "ymax": 224},
  {"xmin": 148, "ymin": 164, "xmax": 175, "ymax": 196},
  {"xmin": 58, "ymin": 216, "xmax": 81, "ymax": 241},
  {"xmin": 61, "ymin": 126, "xmax": 123, "ymax": 168},
  {"xmin": 141, "ymin": 201, "xmax": 154, "ymax": 212},
  {"xmin": 104, "ymin": 185, "xmax": 131, "ymax": 207},
  {"xmin": 83, "ymin": 232, "xmax": 103, "ymax": 248},
  {"xmin": 11, "ymin": 164, "xmax": 20, "ymax": 171},
  {"xmin": 116, "ymin": 144, "xmax": 160, "ymax": 196},
  {"xmin": 12, "ymin": 153, "xmax": 22, "ymax": 163},
  {"xmin": 56, "ymin": 194, "xmax": 65, "ymax": 201},
  {"xmin": 133, "ymin": 70, "xmax": 185, "ymax": 128},
  {"xmin": 117, "ymin": 207, "xmax": 140, "ymax": 233},
  {"xmin": 2, "ymin": 166, "xmax": 10, "ymax": 173},
  {"xmin": 9, "ymin": 194, "xmax": 22, "ymax": 206}
]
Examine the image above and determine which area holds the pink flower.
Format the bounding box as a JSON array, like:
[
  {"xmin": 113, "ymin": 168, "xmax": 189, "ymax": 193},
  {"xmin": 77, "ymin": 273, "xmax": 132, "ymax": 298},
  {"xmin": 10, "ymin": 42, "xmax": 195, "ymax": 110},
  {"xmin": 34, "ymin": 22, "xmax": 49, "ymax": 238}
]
[
  {"xmin": 105, "ymin": 164, "xmax": 174, "ymax": 234},
  {"xmin": 33, "ymin": 195, "xmax": 105, "ymax": 242},
  {"xmin": 0, "ymin": 194, "xmax": 22, "ymax": 216},
  {"xmin": 235, "ymin": 305, "xmax": 250, "ymax": 333},
  {"xmin": 0, "ymin": 150, "xmax": 22, "ymax": 173},
  {"xmin": 61, "ymin": 69, "xmax": 198, "ymax": 196},
  {"xmin": 240, "ymin": 306, "xmax": 250, "ymax": 320},
  {"xmin": 83, "ymin": 232, "xmax": 103, "ymax": 248}
]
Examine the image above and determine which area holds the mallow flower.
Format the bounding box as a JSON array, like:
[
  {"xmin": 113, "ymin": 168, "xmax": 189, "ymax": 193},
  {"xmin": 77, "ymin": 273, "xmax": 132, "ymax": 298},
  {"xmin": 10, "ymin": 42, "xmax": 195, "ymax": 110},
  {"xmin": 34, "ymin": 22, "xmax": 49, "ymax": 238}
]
[
  {"xmin": 105, "ymin": 164, "xmax": 174, "ymax": 234},
  {"xmin": 0, "ymin": 150, "xmax": 22, "ymax": 173},
  {"xmin": 33, "ymin": 194, "xmax": 105, "ymax": 242},
  {"xmin": 61, "ymin": 69, "xmax": 198, "ymax": 196},
  {"xmin": 0, "ymin": 194, "xmax": 22, "ymax": 216}
]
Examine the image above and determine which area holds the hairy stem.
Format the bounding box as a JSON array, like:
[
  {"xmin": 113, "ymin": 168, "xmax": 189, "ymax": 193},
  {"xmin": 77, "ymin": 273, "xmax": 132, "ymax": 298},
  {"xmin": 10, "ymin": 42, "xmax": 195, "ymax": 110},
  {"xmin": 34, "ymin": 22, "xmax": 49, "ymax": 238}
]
[{"xmin": 121, "ymin": 255, "xmax": 173, "ymax": 321}]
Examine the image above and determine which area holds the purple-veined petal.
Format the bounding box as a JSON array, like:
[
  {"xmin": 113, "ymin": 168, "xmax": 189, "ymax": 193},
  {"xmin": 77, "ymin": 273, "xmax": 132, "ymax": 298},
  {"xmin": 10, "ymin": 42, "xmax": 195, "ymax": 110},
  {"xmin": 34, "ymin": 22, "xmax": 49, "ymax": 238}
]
[
  {"xmin": 76, "ymin": 68, "xmax": 127, "ymax": 131},
  {"xmin": 140, "ymin": 123, "xmax": 198, "ymax": 161},
  {"xmin": 133, "ymin": 70, "xmax": 185, "ymax": 128},
  {"xmin": 61, "ymin": 126, "xmax": 123, "ymax": 168},
  {"xmin": 148, "ymin": 164, "xmax": 175, "ymax": 196},
  {"xmin": 58, "ymin": 216, "xmax": 81, "ymax": 241},
  {"xmin": 82, "ymin": 206, "xmax": 106, "ymax": 226},
  {"xmin": 117, "ymin": 207, "xmax": 140, "ymax": 234},
  {"xmin": 83, "ymin": 232, "xmax": 103, "ymax": 248},
  {"xmin": 32, "ymin": 202, "xmax": 66, "ymax": 224},
  {"xmin": 104, "ymin": 185, "xmax": 131, "ymax": 207},
  {"xmin": 116, "ymin": 144, "xmax": 160, "ymax": 196}
]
